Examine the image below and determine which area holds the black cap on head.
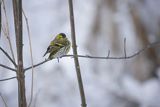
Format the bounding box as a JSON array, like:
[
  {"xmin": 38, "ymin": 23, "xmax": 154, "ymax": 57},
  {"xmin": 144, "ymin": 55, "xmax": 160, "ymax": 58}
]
[{"xmin": 59, "ymin": 33, "xmax": 66, "ymax": 38}]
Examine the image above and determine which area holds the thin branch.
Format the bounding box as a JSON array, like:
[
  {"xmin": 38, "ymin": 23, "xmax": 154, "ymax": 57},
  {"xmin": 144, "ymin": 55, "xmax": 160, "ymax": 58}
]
[
  {"xmin": 2, "ymin": 0, "xmax": 16, "ymax": 62},
  {"xmin": 68, "ymin": 0, "xmax": 87, "ymax": 107},
  {"xmin": 62, "ymin": 41, "xmax": 160, "ymax": 59},
  {"xmin": 0, "ymin": 64, "xmax": 16, "ymax": 71},
  {"xmin": 24, "ymin": 59, "xmax": 49, "ymax": 72},
  {"xmin": 0, "ymin": 47, "xmax": 17, "ymax": 67},
  {"xmin": 22, "ymin": 9, "xmax": 34, "ymax": 107},
  {"xmin": 12, "ymin": 0, "xmax": 27, "ymax": 106},
  {"xmin": 0, "ymin": 92, "xmax": 8, "ymax": 107},
  {"xmin": 0, "ymin": 76, "xmax": 17, "ymax": 81},
  {"xmin": 24, "ymin": 41, "xmax": 160, "ymax": 72}
]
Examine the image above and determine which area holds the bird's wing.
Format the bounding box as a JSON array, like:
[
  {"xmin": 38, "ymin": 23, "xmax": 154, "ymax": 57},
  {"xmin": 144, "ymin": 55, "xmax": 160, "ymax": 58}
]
[
  {"xmin": 43, "ymin": 44, "xmax": 61, "ymax": 57},
  {"xmin": 48, "ymin": 45, "xmax": 63, "ymax": 59},
  {"xmin": 54, "ymin": 43, "xmax": 65, "ymax": 48}
]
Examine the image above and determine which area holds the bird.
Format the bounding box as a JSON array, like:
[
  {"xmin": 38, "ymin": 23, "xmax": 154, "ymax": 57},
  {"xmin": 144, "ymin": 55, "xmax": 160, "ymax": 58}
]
[{"xmin": 43, "ymin": 33, "xmax": 71, "ymax": 60}]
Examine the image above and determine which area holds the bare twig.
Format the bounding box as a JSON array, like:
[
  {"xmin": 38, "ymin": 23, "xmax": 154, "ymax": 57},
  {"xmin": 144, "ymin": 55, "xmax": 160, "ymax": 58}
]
[
  {"xmin": 24, "ymin": 59, "xmax": 49, "ymax": 72},
  {"xmin": 0, "ymin": 92, "xmax": 8, "ymax": 107},
  {"xmin": 0, "ymin": 64, "xmax": 16, "ymax": 71},
  {"xmin": 0, "ymin": 47, "xmax": 17, "ymax": 67},
  {"xmin": 22, "ymin": 9, "xmax": 34, "ymax": 107},
  {"xmin": 0, "ymin": 76, "xmax": 16, "ymax": 81},
  {"xmin": 68, "ymin": 0, "xmax": 87, "ymax": 107},
  {"xmin": 2, "ymin": 0, "xmax": 16, "ymax": 62},
  {"xmin": 12, "ymin": 0, "xmax": 27, "ymax": 106},
  {"xmin": 23, "ymin": 41, "xmax": 160, "ymax": 72},
  {"xmin": 62, "ymin": 41, "xmax": 160, "ymax": 59}
]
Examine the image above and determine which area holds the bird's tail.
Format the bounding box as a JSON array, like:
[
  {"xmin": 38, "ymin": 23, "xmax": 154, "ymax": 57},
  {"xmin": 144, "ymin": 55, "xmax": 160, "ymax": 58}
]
[
  {"xmin": 43, "ymin": 51, "xmax": 48, "ymax": 57},
  {"xmin": 43, "ymin": 46, "xmax": 50, "ymax": 57}
]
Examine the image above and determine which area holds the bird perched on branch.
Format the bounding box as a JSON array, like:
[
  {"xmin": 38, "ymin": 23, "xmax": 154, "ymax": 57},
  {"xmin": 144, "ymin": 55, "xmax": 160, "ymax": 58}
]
[{"xmin": 43, "ymin": 33, "xmax": 71, "ymax": 60}]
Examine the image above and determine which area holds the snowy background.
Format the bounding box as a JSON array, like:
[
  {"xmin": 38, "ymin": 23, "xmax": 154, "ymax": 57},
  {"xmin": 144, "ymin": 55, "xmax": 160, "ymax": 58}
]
[{"xmin": 0, "ymin": 0, "xmax": 160, "ymax": 107}]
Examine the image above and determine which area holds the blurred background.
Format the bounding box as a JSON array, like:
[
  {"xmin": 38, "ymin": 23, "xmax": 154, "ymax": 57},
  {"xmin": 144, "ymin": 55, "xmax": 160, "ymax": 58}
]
[{"xmin": 0, "ymin": 0, "xmax": 160, "ymax": 107}]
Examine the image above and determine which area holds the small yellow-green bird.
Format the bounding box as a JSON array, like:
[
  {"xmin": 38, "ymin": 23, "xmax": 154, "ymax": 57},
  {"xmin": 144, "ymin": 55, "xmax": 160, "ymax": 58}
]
[{"xmin": 43, "ymin": 33, "xmax": 71, "ymax": 60}]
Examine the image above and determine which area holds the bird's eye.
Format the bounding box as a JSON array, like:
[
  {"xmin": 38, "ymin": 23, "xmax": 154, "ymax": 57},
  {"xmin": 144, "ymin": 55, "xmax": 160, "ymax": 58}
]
[{"xmin": 59, "ymin": 33, "xmax": 66, "ymax": 38}]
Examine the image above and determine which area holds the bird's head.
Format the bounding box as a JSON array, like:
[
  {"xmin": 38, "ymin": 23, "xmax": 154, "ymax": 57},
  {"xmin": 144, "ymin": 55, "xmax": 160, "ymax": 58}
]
[{"xmin": 56, "ymin": 33, "xmax": 66, "ymax": 39}]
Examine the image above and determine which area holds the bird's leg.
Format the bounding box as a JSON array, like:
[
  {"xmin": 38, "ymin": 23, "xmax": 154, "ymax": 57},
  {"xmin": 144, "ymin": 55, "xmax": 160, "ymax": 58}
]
[{"xmin": 57, "ymin": 57, "xmax": 59, "ymax": 63}]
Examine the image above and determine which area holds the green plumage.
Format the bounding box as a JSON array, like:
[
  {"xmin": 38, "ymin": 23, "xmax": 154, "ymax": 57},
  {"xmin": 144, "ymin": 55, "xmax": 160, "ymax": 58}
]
[{"xmin": 43, "ymin": 33, "xmax": 71, "ymax": 59}]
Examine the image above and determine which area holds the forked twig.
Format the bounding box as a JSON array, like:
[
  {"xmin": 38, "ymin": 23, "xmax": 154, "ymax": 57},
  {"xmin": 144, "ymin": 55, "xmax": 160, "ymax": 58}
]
[
  {"xmin": 23, "ymin": 41, "xmax": 160, "ymax": 72},
  {"xmin": 62, "ymin": 41, "xmax": 160, "ymax": 59},
  {"xmin": 1, "ymin": 41, "xmax": 159, "ymax": 82},
  {"xmin": 0, "ymin": 41, "xmax": 159, "ymax": 82}
]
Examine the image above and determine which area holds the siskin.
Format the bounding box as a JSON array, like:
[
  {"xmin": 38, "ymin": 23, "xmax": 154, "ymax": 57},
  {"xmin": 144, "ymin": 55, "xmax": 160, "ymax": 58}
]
[{"xmin": 43, "ymin": 33, "xmax": 71, "ymax": 60}]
